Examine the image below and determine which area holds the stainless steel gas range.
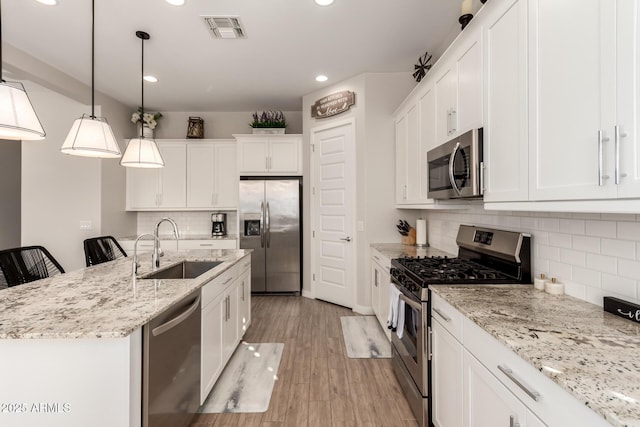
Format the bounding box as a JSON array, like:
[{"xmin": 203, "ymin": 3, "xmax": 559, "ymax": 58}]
[{"xmin": 389, "ymin": 225, "xmax": 532, "ymax": 427}]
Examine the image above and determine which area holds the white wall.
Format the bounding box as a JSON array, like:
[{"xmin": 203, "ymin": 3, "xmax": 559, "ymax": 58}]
[
  {"xmin": 424, "ymin": 206, "xmax": 640, "ymax": 307},
  {"xmin": 0, "ymin": 140, "xmax": 21, "ymax": 250},
  {"xmin": 302, "ymin": 72, "xmax": 415, "ymax": 311},
  {"xmin": 152, "ymin": 111, "xmax": 303, "ymax": 139},
  {"xmin": 136, "ymin": 211, "xmax": 238, "ymax": 238}
]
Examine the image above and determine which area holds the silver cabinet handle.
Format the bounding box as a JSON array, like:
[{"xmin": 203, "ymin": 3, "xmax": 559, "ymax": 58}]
[
  {"xmin": 222, "ymin": 276, "xmax": 233, "ymax": 285},
  {"xmin": 266, "ymin": 202, "xmax": 271, "ymax": 248},
  {"xmin": 260, "ymin": 201, "xmax": 265, "ymax": 248},
  {"xmin": 615, "ymin": 125, "xmax": 620, "ymax": 185},
  {"xmin": 510, "ymin": 415, "xmax": 520, "ymax": 427},
  {"xmin": 448, "ymin": 142, "xmax": 462, "ymax": 195},
  {"xmin": 427, "ymin": 326, "xmax": 432, "ymax": 361},
  {"xmin": 480, "ymin": 161, "xmax": 485, "ymax": 194},
  {"xmin": 450, "ymin": 109, "xmax": 457, "ymax": 134},
  {"xmin": 374, "ymin": 255, "xmax": 380, "ymax": 261},
  {"xmin": 432, "ymin": 307, "xmax": 451, "ymax": 322},
  {"xmin": 447, "ymin": 108, "xmax": 451, "ymax": 135},
  {"xmin": 598, "ymin": 130, "xmax": 611, "ymax": 186},
  {"xmin": 340, "ymin": 236, "xmax": 352, "ymax": 242},
  {"xmin": 498, "ymin": 365, "xmax": 541, "ymax": 401},
  {"xmin": 199, "ymin": 243, "xmax": 214, "ymax": 247},
  {"xmin": 265, "ymin": 157, "xmax": 269, "ymax": 170}
]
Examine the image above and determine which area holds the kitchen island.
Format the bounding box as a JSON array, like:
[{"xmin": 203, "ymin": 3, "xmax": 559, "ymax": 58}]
[
  {"xmin": 431, "ymin": 285, "xmax": 640, "ymax": 427},
  {"xmin": 0, "ymin": 249, "xmax": 251, "ymax": 427}
]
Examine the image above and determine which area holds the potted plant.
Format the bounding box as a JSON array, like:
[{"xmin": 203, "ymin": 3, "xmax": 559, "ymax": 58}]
[
  {"xmin": 249, "ymin": 110, "xmax": 287, "ymax": 134},
  {"xmin": 131, "ymin": 107, "xmax": 163, "ymax": 138}
]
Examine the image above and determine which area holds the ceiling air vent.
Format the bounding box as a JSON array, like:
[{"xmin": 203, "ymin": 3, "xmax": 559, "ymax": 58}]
[{"xmin": 202, "ymin": 16, "xmax": 246, "ymax": 39}]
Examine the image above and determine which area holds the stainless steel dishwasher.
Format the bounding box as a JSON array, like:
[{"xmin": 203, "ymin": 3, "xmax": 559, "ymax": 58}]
[{"xmin": 143, "ymin": 289, "xmax": 201, "ymax": 427}]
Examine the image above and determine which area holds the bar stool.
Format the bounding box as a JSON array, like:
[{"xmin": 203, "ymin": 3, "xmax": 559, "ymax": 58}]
[
  {"xmin": 0, "ymin": 246, "xmax": 65, "ymax": 289},
  {"xmin": 83, "ymin": 236, "xmax": 127, "ymax": 267}
]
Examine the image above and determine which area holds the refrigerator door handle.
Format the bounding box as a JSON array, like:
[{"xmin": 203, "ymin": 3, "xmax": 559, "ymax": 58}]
[
  {"xmin": 260, "ymin": 201, "xmax": 265, "ymax": 248},
  {"xmin": 266, "ymin": 202, "xmax": 271, "ymax": 248}
]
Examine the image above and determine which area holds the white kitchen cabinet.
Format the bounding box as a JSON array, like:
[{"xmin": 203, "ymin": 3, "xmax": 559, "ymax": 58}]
[
  {"xmin": 221, "ymin": 281, "xmax": 238, "ymax": 361},
  {"xmin": 435, "ymin": 61, "xmax": 458, "ymax": 144},
  {"xmin": 235, "ymin": 134, "xmax": 303, "ymax": 175},
  {"xmin": 236, "ymin": 258, "xmax": 251, "ymax": 338},
  {"xmin": 187, "ymin": 140, "xmax": 238, "ymax": 209},
  {"xmin": 201, "ymin": 291, "xmax": 224, "ymax": 403},
  {"xmin": 126, "ymin": 140, "xmax": 187, "ymax": 210},
  {"xmin": 370, "ymin": 248, "xmax": 391, "ymax": 340},
  {"xmin": 528, "ymin": 0, "xmax": 622, "ymax": 201},
  {"xmin": 482, "ymin": 0, "xmax": 529, "ymax": 202},
  {"xmin": 418, "ymin": 85, "xmax": 438, "ymax": 201},
  {"xmin": 395, "ymin": 103, "xmax": 421, "ymax": 205},
  {"xmin": 432, "ymin": 318, "xmax": 463, "ymax": 427},
  {"xmin": 178, "ymin": 239, "xmax": 237, "ymax": 251}
]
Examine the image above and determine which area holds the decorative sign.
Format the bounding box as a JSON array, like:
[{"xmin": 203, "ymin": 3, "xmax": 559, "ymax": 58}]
[
  {"xmin": 604, "ymin": 296, "xmax": 640, "ymax": 324},
  {"xmin": 311, "ymin": 91, "xmax": 355, "ymax": 119}
]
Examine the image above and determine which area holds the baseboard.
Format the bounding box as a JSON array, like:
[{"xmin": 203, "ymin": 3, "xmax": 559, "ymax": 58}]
[
  {"xmin": 353, "ymin": 304, "xmax": 374, "ymax": 315},
  {"xmin": 302, "ymin": 289, "xmax": 314, "ymax": 299}
]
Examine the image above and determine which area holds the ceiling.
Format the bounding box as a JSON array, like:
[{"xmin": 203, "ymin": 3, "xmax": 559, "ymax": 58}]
[{"xmin": 3, "ymin": 0, "xmax": 460, "ymax": 112}]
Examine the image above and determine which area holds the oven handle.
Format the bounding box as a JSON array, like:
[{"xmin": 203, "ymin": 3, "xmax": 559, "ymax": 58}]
[
  {"xmin": 399, "ymin": 292, "xmax": 422, "ymax": 311},
  {"xmin": 448, "ymin": 142, "xmax": 462, "ymax": 195}
]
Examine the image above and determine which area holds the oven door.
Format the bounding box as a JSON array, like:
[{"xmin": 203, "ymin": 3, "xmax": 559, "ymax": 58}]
[
  {"xmin": 391, "ymin": 287, "xmax": 428, "ymax": 395},
  {"xmin": 427, "ymin": 128, "xmax": 483, "ymax": 199}
]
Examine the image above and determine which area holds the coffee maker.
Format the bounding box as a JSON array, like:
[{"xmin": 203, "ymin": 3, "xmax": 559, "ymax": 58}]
[{"xmin": 211, "ymin": 213, "xmax": 227, "ymax": 237}]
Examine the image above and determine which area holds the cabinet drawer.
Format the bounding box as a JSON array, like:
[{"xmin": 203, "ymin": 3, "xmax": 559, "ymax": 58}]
[
  {"xmin": 463, "ymin": 317, "xmax": 609, "ymax": 427},
  {"xmin": 178, "ymin": 240, "xmax": 237, "ymax": 251},
  {"xmin": 202, "ymin": 265, "xmax": 239, "ymax": 308},
  {"xmin": 118, "ymin": 239, "xmax": 178, "ymax": 255},
  {"xmin": 431, "ymin": 292, "xmax": 463, "ymax": 342}
]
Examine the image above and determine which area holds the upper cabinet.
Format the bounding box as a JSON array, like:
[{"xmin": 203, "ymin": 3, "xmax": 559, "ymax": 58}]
[
  {"xmin": 126, "ymin": 140, "xmax": 187, "ymax": 210},
  {"xmin": 187, "ymin": 140, "xmax": 238, "ymax": 209},
  {"xmin": 527, "ymin": 0, "xmax": 640, "ymax": 202},
  {"xmin": 482, "ymin": 0, "xmax": 529, "ymax": 202},
  {"xmin": 235, "ymin": 134, "xmax": 303, "ymax": 175}
]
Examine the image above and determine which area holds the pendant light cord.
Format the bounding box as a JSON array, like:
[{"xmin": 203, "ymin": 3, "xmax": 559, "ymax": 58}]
[
  {"xmin": 141, "ymin": 34, "xmax": 144, "ymax": 118},
  {"xmin": 0, "ymin": 0, "xmax": 4, "ymax": 83},
  {"xmin": 90, "ymin": 0, "xmax": 95, "ymax": 118}
]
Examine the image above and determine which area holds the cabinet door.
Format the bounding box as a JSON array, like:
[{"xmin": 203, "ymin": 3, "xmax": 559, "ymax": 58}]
[
  {"xmin": 377, "ymin": 264, "xmax": 390, "ymax": 333},
  {"xmin": 222, "ymin": 286, "xmax": 239, "ymax": 361},
  {"xmin": 371, "ymin": 261, "xmax": 381, "ymax": 324},
  {"xmin": 463, "ymin": 349, "xmax": 526, "ymax": 427},
  {"xmin": 483, "ymin": 0, "xmax": 529, "ymax": 202},
  {"xmin": 529, "ymin": 0, "xmax": 617, "ymax": 201},
  {"xmin": 432, "ymin": 319, "xmax": 463, "ymax": 427},
  {"xmin": 269, "ymin": 138, "xmax": 301, "ymax": 174},
  {"xmin": 215, "ymin": 142, "xmax": 239, "ymax": 207},
  {"xmin": 419, "ymin": 85, "xmax": 437, "ymax": 202},
  {"xmin": 201, "ymin": 293, "xmax": 223, "ymax": 404},
  {"xmin": 157, "ymin": 142, "xmax": 187, "ymax": 208},
  {"xmin": 395, "ymin": 114, "xmax": 409, "ymax": 204},
  {"xmin": 238, "ymin": 138, "xmax": 269, "ymax": 174},
  {"xmin": 127, "ymin": 167, "xmax": 159, "ymax": 209},
  {"xmin": 616, "ymin": 0, "xmax": 640, "ymax": 197},
  {"xmin": 237, "ymin": 268, "xmax": 251, "ymax": 338},
  {"xmin": 435, "ymin": 64, "xmax": 457, "ymax": 144},
  {"xmin": 456, "ymin": 31, "xmax": 483, "ymax": 135},
  {"xmin": 187, "ymin": 143, "xmax": 215, "ymax": 208},
  {"xmin": 405, "ymin": 105, "xmax": 421, "ymax": 203}
]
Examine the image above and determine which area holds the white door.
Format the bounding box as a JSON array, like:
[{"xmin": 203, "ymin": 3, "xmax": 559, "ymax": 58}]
[{"xmin": 311, "ymin": 119, "xmax": 356, "ymax": 308}]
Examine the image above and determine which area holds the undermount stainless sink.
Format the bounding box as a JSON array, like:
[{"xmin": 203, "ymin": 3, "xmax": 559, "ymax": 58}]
[{"xmin": 142, "ymin": 261, "xmax": 222, "ymax": 280}]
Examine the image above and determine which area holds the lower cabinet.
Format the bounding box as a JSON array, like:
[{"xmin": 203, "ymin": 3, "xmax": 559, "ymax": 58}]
[
  {"xmin": 200, "ymin": 255, "xmax": 252, "ymax": 404},
  {"xmin": 370, "ymin": 248, "xmax": 391, "ymax": 339},
  {"xmin": 178, "ymin": 239, "xmax": 237, "ymax": 250},
  {"xmin": 432, "ymin": 318, "xmax": 463, "ymax": 427}
]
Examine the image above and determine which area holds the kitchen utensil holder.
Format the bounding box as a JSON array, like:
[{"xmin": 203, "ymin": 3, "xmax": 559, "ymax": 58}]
[{"xmin": 401, "ymin": 228, "xmax": 416, "ymax": 245}]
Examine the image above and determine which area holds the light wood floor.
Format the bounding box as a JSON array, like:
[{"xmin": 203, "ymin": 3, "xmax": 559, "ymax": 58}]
[{"xmin": 190, "ymin": 295, "xmax": 418, "ymax": 427}]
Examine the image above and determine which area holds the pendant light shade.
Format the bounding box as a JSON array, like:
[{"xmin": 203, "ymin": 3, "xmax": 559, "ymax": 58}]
[
  {"xmin": 61, "ymin": 0, "xmax": 121, "ymax": 158},
  {"xmin": 0, "ymin": 0, "xmax": 46, "ymax": 141},
  {"xmin": 61, "ymin": 114, "xmax": 121, "ymax": 158},
  {"xmin": 121, "ymin": 30, "xmax": 164, "ymax": 168}
]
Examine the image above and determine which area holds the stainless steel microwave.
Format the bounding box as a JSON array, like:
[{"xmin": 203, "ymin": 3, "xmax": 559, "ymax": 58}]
[{"xmin": 427, "ymin": 128, "xmax": 483, "ymax": 199}]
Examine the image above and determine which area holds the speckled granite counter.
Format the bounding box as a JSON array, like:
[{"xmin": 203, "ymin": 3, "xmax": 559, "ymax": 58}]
[
  {"xmin": 371, "ymin": 243, "xmax": 454, "ymax": 259},
  {"xmin": 118, "ymin": 234, "xmax": 238, "ymax": 241},
  {"xmin": 431, "ymin": 285, "xmax": 640, "ymax": 427},
  {"xmin": 0, "ymin": 249, "xmax": 250, "ymax": 339}
]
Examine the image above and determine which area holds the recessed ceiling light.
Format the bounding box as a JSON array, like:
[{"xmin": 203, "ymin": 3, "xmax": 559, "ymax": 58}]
[
  {"xmin": 144, "ymin": 75, "xmax": 158, "ymax": 83},
  {"xmin": 165, "ymin": 0, "xmax": 185, "ymax": 5},
  {"xmin": 315, "ymin": 0, "xmax": 334, "ymax": 5},
  {"xmin": 315, "ymin": 75, "xmax": 328, "ymax": 82},
  {"xmin": 35, "ymin": 0, "xmax": 58, "ymax": 5}
]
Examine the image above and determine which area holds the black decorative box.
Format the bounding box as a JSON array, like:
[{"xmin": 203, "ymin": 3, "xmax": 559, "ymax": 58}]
[{"xmin": 604, "ymin": 296, "xmax": 640, "ymax": 324}]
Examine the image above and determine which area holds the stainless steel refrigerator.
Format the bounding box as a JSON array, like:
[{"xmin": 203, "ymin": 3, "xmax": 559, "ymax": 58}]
[{"xmin": 239, "ymin": 178, "xmax": 301, "ymax": 293}]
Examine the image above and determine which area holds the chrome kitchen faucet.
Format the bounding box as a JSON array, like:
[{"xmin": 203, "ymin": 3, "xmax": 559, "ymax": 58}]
[{"xmin": 152, "ymin": 217, "xmax": 180, "ymax": 269}]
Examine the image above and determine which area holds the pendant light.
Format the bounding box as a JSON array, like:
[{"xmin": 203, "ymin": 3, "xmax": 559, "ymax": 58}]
[
  {"xmin": 61, "ymin": 0, "xmax": 121, "ymax": 158},
  {"xmin": 120, "ymin": 31, "xmax": 164, "ymax": 168},
  {"xmin": 0, "ymin": 0, "xmax": 46, "ymax": 141}
]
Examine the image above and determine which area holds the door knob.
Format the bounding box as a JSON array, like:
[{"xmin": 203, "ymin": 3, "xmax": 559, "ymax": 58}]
[{"xmin": 340, "ymin": 237, "xmax": 352, "ymax": 242}]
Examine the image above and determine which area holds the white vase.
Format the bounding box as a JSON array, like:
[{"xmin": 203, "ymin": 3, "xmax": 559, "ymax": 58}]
[{"xmin": 138, "ymin": 123, "xmax": 154, "ymax": 139}]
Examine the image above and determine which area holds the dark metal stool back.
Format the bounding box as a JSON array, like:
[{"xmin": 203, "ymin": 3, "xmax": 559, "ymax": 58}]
[
  {"xmin": 83, "ymin": 236, "xmax": 127, "ymax": 267},
  {"xmin": 0, "ymin": 246, "xmax": 65, "ymax": 289}
]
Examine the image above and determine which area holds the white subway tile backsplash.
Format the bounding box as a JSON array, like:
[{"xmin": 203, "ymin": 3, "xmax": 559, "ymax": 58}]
[
  {"xmin": 601, "ymin": 239, "xmax": 635, "ymax": 259},
  {"xmin": 559, "ymin": 219, "xmax": 585, "ymax": 235},
  {"xmin": 549, "ymin": 233, "xmax": 572, "ymax": 249},
  {"xmin": 572, "ymin": 267, "xmax": 601, "ymax": 288},
  {"xmin": 572, "ymin": 213, "xmax": 602, "ymax": 220},
  {"xmin": 617, "ymin": 221, "xmax": 640, "ymax": 241},
  {"xmin": 585, "ymin": 253, "xmax": 617, "ymax": 274},
  {"xmin": 618, "ymin": 259, "xmax": 640, "ymax": 281},
  {"xmin": 560, "ymin": 248, "xmax": 586, "ymax": 267},
  {"xmin": 563, "ymin": 280, "xmax": 586, "ymax": 300},
  {"xmin": 548, "ymin": 261, "xmax": 572, "ymax": 282},
  {"xmin": 601, "ymin": 213, "xmax": 636, "ymax": 222},
  {"xmin": 538, "ymin": 244, "xmax": 560, "ymax": 260},
  {"xmin": 572, "ymin": 236, "xmax": 600, "ymax": 254},
  {"xmin": 538, "ymin": 218, "xmax": 560, "ymax": 232},
  {"xmin": 602, "ymin": 274, "xmax": 637, "ymax": 299},
  {"xmin": 585, "ymin": 220, "xmax": 617, "ymax": 238},
  {"xmin": 520, "ymin": 217, "xmax": 538, "ymax": 230}
]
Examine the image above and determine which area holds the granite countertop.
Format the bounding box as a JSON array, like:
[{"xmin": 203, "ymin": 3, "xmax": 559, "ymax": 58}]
[
  {"xmin": 0, "ymin": 249, "xmax": 251, "ymax": 340},
  {"xmin": 371, "ymin": 243, "xmax": 454, "ymax": 260},
  {"xmin": 430, "ymin": 285, "xmax": 640, "ymax": 427},
  {"xmin": 118, "ymin": 234, "xmax": 238, "ymax": 241}
]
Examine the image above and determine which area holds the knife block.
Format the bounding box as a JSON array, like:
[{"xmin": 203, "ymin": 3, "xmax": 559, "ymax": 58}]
[{"xmin": 401, "ymin": 227, "xmax": 416, "ymax": 245}]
